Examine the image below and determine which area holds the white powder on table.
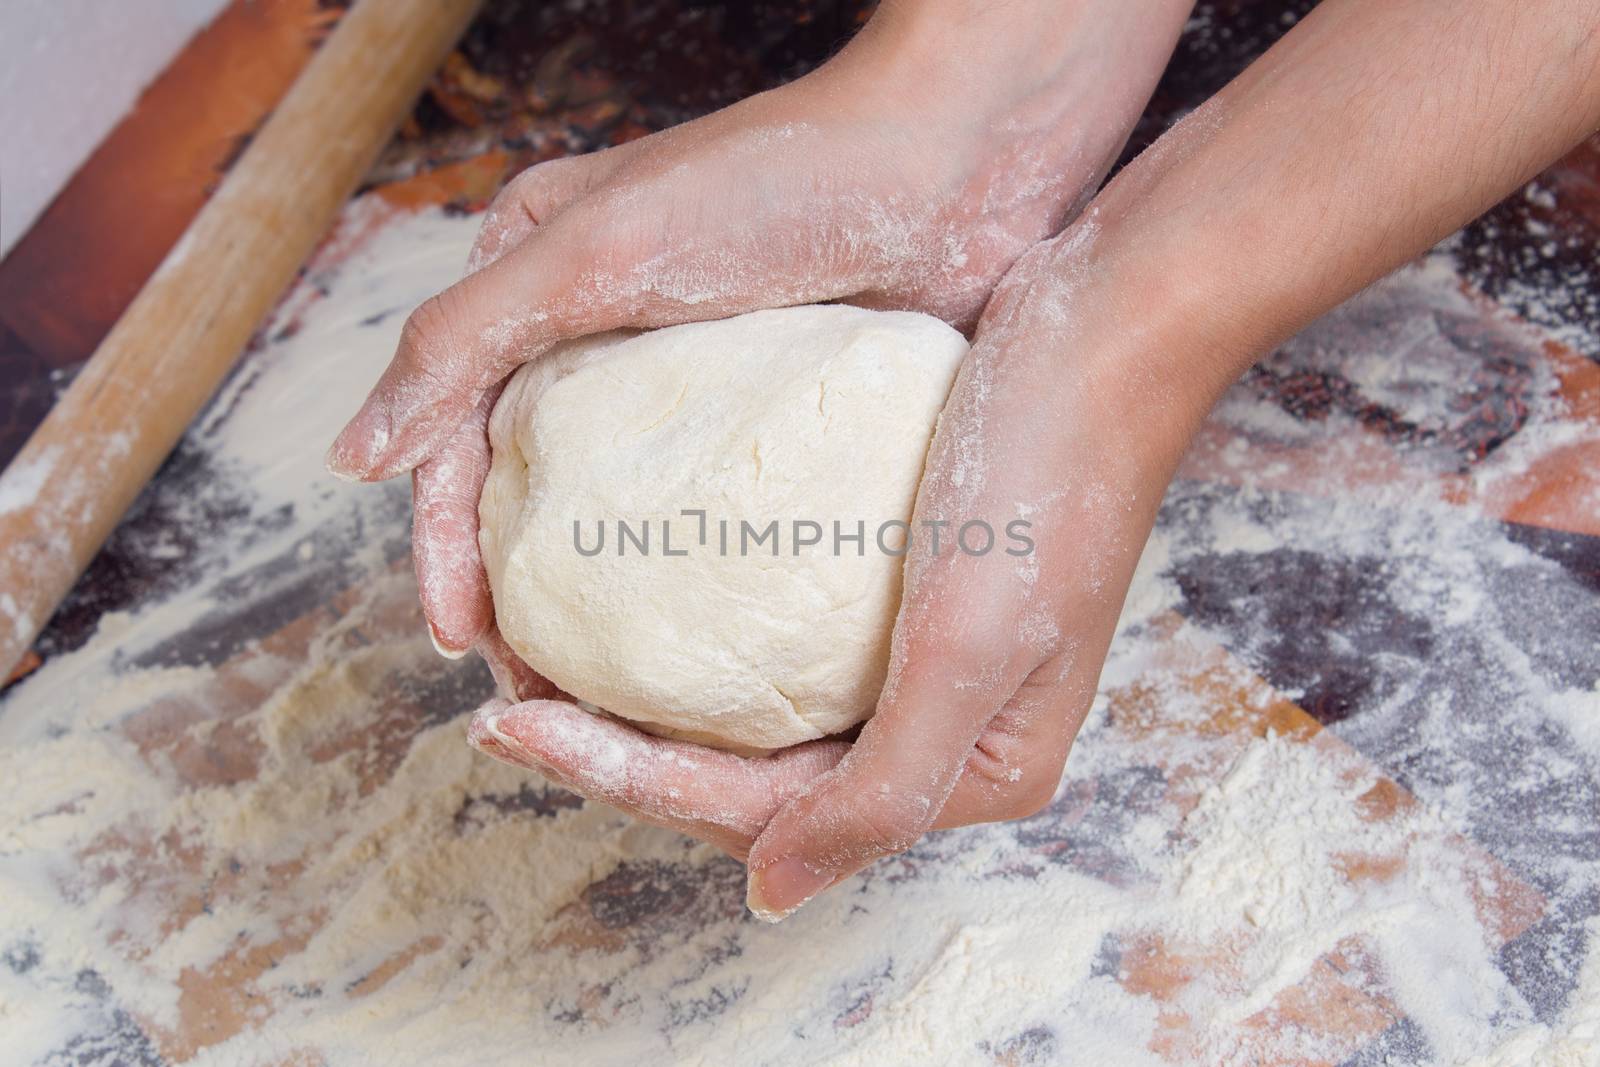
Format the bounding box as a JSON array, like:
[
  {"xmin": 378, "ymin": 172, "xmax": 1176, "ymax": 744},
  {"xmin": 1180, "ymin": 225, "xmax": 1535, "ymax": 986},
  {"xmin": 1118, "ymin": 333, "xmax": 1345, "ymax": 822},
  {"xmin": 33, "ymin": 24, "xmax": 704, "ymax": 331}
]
[{"xmin": 0, "ymin": 206, "xmax": 1595, "ymax": 1065}]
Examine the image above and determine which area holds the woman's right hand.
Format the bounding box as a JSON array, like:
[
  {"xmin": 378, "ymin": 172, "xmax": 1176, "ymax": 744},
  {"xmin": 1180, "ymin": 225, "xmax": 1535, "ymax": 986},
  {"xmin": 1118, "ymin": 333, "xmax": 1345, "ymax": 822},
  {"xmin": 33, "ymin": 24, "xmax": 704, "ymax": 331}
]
[{"xmin": 326, "ymin": 0, "xmax": 1194, "ymax": 655}]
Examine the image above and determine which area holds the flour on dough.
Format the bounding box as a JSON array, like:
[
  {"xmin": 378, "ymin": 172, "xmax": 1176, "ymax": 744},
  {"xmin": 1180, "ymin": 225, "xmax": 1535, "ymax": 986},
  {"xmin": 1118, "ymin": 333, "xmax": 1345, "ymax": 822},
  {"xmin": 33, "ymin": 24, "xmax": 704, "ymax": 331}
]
[{"xmin": 479, "ymin": 305, "xmax": 967, "ymax": 751}]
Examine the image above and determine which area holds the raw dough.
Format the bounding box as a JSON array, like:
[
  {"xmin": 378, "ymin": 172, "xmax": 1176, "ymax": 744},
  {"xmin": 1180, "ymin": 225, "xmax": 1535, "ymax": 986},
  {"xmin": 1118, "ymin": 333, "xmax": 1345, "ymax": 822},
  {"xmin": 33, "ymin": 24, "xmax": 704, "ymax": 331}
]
[{"xmin": 479, "ymin": 305, "xmax": 967, "ymax": 751}]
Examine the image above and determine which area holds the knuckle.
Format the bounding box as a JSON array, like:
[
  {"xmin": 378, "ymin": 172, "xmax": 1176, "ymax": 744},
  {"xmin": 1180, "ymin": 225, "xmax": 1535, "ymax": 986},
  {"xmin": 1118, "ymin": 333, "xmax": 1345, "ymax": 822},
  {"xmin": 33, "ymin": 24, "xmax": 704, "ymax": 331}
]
[
  {"xmin": 970, "ymin": 727, "xmax": 1062, "ymax": 823},
  {"xmin": 400, "ymin": 291, "xmax": 471, "ymax": 380},
  {"xmin": 498, "ymin": 159, "xmax": 569, "ymax": 209},
  {"xmin": 400, "ymin": 295, "xmax": 451, "ymax": 356},
  {"xmin": 494, "ymin": 154, "xmax": 608, "ymax": 227},
  {"xmin": 501, "ymin": 163, "xmax": 550, "ymax": 200},
  {"xmin": 470, "ymin": 171, "xmax": 561, "ymax": 270},
  {"xmin": 846, "ymin": 797, "xmax": 927, "ymax": 858}
]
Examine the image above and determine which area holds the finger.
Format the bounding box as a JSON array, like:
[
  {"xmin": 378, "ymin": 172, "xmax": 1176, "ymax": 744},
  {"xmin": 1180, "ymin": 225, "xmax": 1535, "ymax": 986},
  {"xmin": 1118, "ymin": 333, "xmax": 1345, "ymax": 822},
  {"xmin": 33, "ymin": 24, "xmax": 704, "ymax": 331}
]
[
  {"xmin": 412, "ymin": 383, "xmax": 501, "ymax": 654},
  {"xmin": 328, "ymin": 152, "xmax": 885, "ymax": 482},
  {"xmin": 743, "ymin": 328, "xmax": 1061, "ymax": 919},
  {"xmin": 744, "ymin": 582, "xmax": 1040, "ymax": 919},
  {"xmin": 412, "ymin": 150, "xmax": 638, "ymax": 652},
  {"xmin": 469, "ymin": 699, "xmax": 848, "ymax": 859},
  {"xmin": 932, "ymin": 664, "xmax": 1083, "ymax": 829},
  {"xmin": 327, "ymin": 149, "xmax": 627, "ymax": 482},
  {"xmin": 466, "ymin": 146, "xmax": 638, "ymax": 274},
  {"xmin": 467, "ymin": 697, "xmax": 581, "ymax": 788},
  {"xmin": 476, "ymin": 626, "xmax": 562, "ymax": 704},
  {"xmin": 325, "ymin": 204, "xmax": 607, "ymax": 481}
]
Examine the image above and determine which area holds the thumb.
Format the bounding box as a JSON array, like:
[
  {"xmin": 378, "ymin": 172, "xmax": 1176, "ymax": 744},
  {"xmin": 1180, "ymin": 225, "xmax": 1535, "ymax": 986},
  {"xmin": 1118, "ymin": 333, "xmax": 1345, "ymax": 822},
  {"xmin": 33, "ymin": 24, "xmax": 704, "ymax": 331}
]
[
  {"xmin": 744, "ymin": 618, "xmax": 1032, "ymax": 921},
  {"xmin": 326, "ymin": 150, "xmax": 629, "ymax": 483}
]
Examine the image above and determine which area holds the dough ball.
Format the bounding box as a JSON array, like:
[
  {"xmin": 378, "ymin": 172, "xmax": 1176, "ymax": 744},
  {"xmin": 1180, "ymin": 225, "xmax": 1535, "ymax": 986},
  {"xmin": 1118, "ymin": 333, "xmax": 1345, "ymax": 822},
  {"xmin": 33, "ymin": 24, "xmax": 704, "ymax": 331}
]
[{"xmin": 479, "ymin": 305, "xmax": 967, "ymax": 752}]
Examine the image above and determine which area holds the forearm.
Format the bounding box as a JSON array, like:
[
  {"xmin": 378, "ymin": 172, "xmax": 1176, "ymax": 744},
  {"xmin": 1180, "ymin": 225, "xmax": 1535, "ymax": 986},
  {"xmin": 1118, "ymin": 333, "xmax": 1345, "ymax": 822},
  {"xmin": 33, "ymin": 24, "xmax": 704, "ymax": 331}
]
[{"xmin": 1088, "ymin": 0, "xmax": 1600, "ymax": 406}]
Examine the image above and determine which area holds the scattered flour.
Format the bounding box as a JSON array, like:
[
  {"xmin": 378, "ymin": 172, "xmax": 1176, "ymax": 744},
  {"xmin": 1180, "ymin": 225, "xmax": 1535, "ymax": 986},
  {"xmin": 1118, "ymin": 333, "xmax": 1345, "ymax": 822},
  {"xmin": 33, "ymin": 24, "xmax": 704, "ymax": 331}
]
[{"xmin": 0, "ymin": 207, "xmax": 1594, "ymax": 1065}]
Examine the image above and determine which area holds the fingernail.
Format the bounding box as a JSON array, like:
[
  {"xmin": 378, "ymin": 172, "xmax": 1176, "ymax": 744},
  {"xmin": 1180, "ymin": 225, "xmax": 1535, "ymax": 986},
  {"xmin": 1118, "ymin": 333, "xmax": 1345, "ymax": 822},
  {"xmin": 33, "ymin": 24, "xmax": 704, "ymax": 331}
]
[
  {"xmin": 428, "ymin": 622, "xmax": 469, "ymax": 660},
  {"xmin": 467, "ymin": 707, "xmax": 517, "ymax": 760},
  {"xmin": 325, "ymin": 402, "xmax": 391, "ymax": 480},
  {"xmin": 479, "ymin": 710, "xmax": 519, "ymax": 753},
  {"xmin": 747, "ymin": 858, "xmax": 835, "ymax": 923},
  {"xmin": 472, "ymin": 707, "xmax": 556, "ymax": 774}
]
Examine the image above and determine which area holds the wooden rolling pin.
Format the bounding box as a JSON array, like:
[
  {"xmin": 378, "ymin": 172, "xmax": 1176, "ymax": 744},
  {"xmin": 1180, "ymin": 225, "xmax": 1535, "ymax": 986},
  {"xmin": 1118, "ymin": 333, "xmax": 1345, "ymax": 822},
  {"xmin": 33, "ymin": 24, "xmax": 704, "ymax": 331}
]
[{"xmin": 0, "ymin": 0, "xmax": 482, "ymax": 680}]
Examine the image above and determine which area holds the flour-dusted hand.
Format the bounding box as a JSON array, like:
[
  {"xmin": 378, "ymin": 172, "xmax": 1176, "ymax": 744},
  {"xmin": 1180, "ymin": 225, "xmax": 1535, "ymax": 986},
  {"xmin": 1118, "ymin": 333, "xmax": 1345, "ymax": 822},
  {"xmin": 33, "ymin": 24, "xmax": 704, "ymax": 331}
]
[
  {"xmin": 741, "ymin": 0, "xmax": 1600, "ymax": 918},
  {"xmin": 468, "ymin": 699, "xmax": 847, "ymax": 860},
  {"xmin": 327, "ymin": 0, "xmax": 1193, "ymax": 654},
  {"xmin": 742, "ymin": 216, "xmax": 1196, "ymax": 918}
]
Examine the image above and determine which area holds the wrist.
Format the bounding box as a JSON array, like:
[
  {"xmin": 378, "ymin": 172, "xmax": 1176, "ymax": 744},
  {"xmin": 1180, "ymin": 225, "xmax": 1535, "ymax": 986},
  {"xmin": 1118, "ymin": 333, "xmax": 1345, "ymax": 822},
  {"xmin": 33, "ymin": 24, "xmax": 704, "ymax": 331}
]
[
  {"xmin": 826, "ymin": 0, "xmax": 1196, "ymax": 189},
  {"xmin": 860, "ymin": 0, "xmax": 1192, "ymax": 110},
  {"xmin": 993, "ymin": 210, "xmax": 1243, "ymax": 472}
]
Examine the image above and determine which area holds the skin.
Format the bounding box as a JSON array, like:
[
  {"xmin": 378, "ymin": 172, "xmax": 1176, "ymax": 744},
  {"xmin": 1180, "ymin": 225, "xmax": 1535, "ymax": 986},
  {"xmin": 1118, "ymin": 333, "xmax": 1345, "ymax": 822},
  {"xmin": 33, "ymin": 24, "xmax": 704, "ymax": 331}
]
[
  {"xmin": 332, "ymin": 0, "xmax": 1193, "ymax": 652},
  {"xmin": 331, "ymin": 0, "xmax": 1600, "ymax": 921}
]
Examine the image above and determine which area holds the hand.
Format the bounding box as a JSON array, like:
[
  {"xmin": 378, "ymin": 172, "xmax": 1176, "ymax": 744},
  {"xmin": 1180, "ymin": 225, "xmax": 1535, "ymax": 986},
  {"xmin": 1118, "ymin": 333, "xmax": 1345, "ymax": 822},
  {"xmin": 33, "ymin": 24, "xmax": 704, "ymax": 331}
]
[
  {"xmin": 444, "ymin": 0, "xmax": 1599, "ymax": 923},
  {"xmin": 464, "ymin": 207, "xmax": 1201, "ymax": 906},
  {"xmin": 739, "ymin": 0, "xmax": 1600, "ymax": 917},
  {"xmin": 467, "ymin": 624, "xmax": 847, "ymax": 860},
  {"xmin": 739, "ymin": 217, "xmax": 1198, "ymax": 916},
  {"xmin": 327, "ymin": 0, "xmax": 1193, "ymax": 654}
]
